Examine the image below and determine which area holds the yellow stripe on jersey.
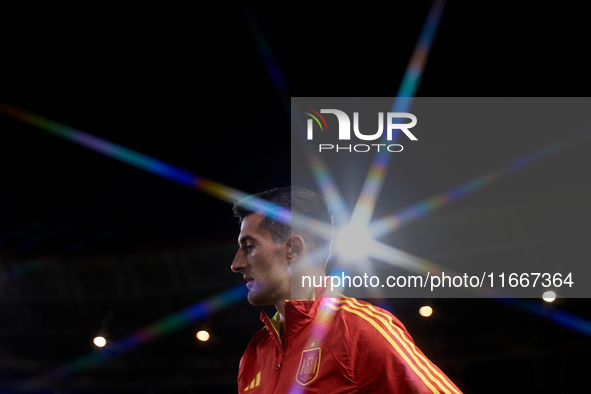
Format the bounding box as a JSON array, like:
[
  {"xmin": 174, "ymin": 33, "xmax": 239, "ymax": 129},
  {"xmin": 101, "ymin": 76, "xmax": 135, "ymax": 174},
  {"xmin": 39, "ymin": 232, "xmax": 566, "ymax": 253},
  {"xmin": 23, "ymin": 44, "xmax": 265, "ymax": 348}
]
[
  {"xmin": 325, "ymin": 302, "xmax": 440, "ymax": 394},
  {"xmin": 340, "ymin": 298, "xmax": 461, "ymax": 394},
  {"xmin": 244, "ymin": 371, "xmax": 261, "ymax": 392},
  {"xmin": 262, "ymin": 310, "xmax": 282, "ymax": 341}
]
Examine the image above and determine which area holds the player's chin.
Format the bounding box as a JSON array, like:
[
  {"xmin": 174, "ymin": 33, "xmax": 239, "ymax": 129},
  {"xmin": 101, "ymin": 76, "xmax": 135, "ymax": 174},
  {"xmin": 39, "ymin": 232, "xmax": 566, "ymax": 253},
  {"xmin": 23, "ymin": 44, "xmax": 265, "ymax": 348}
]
[{"xmin": 247, "ymin": 291, "xmax": 271, "ymax": 307}]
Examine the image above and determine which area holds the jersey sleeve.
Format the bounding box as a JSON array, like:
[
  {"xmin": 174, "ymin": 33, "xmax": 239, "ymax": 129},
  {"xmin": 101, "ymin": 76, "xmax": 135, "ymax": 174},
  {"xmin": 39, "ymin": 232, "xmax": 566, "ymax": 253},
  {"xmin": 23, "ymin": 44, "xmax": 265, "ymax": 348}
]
[{"xmin": 331, "ymin": 298, "xmax": 462, "ymax": 394}]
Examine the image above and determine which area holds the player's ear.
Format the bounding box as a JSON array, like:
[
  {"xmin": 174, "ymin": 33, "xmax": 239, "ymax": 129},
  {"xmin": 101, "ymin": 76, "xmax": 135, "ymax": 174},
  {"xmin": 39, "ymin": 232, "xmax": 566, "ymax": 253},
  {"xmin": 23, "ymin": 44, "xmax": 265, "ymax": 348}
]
[{"xmin": 287, "ymin": 235, "xmax": 305, "ymax": 262}]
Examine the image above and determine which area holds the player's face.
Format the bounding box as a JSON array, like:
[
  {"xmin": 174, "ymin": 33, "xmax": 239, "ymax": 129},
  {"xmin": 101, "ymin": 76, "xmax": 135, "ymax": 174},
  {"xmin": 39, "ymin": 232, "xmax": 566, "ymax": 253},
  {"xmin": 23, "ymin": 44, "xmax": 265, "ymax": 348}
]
[{"xmin": 231, "ymin": 212, "xmax": 291, "ymax": 306}]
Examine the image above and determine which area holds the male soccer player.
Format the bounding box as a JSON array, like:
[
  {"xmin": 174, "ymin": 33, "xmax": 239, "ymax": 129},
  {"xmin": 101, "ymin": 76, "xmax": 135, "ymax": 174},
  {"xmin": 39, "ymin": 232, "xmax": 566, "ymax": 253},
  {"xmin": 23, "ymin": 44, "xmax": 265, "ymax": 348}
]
[{"xmin": 231, "ymin": 186, "xmax": 462, "ymax": 393}]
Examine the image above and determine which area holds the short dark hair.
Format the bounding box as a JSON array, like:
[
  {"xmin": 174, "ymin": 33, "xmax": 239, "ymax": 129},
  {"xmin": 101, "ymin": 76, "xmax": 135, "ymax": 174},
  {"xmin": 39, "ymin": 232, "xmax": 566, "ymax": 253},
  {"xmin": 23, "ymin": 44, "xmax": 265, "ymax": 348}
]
[{"xmin": 232, "ymin": 186, "xmax": 333, "ymax": 263}]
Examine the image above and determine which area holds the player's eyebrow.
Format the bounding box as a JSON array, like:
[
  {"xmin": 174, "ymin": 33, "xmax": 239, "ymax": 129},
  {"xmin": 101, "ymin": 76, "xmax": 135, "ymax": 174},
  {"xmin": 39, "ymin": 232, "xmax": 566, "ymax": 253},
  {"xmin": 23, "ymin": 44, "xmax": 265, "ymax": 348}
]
[{"xmin": 238, "ymin": 235, "xmax": 256, "ymax": 246}]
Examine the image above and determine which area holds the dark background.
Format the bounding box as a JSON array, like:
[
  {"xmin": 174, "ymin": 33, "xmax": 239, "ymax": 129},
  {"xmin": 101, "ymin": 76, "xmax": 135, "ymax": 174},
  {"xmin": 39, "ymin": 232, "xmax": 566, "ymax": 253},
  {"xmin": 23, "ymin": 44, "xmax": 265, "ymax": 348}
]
[{"xmin": 0, "ymin": 2, "xmax": 590, "ymax": 393}]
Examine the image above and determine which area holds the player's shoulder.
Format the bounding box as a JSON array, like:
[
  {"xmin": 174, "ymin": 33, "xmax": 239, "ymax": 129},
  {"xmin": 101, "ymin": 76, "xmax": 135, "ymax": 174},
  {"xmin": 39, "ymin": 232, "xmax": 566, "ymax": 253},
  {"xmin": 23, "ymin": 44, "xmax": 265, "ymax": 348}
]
[
  {"xmin": 244, "ymin": 325, "xmax": 272, "ymax": 352},
  {"xmin": 239, "ymin": 326, "xmax": 273, "ymax": 371},
  {"xmin": 324, "ymin": 297, "xmax": 410, "ymax": 338}
]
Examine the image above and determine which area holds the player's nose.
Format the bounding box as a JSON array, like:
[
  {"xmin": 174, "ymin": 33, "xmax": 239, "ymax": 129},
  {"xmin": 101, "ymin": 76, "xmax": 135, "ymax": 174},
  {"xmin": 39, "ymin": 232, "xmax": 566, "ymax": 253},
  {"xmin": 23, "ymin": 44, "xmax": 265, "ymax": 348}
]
[{"xmin": 231, "ymin": 250, "xmax": 247, "ymax": 273}]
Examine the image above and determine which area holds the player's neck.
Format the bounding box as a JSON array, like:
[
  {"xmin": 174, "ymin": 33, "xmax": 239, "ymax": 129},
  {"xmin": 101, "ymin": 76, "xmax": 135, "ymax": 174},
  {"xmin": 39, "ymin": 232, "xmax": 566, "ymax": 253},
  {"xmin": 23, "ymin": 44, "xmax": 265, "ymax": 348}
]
[
  {"xmin": 275, "ymin": 301, "xmax": 286, "ymax": 329},
  {"xmin": 274, "ymin": 287, "xmax": 316, "ymax": 329}
]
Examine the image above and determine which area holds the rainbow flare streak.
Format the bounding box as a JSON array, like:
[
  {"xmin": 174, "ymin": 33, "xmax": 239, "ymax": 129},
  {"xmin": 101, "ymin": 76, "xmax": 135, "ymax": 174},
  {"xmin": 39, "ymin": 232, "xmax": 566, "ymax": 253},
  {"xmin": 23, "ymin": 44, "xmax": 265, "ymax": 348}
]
[
  {"xmin": 243, "ymin": 3, "xmax": 351, "ymax": 226},
  {"xmin": 241, "ymin": 3, "xmax": 289, "ymax": 109},
  {"xmin": 0, "ymin": 100, "xmax": 331, "ymax": 388},
  {"xmin": 350, "ymin": 0, "xmax": 446, "ymax": 229},
  {"xmin": 308, "ymin": 152, "xmax": 351, "ymax": 225},
  {"xmin": 14, "ymin": 284, "xmax": 248, "ymax": 389},
  {"xmin": 368, "ymin": 134, "xmax": 585, "ymax": 239},
  {"xmin": 288, "ymin": 1, "xmax": 448, "ymax": 392},
  {"xmin": 503, "ymin": 298, "xmax": 591, "ymax": 337},
  {"xmin": 0, "ymin": 102, "xmax": 336, "ymax": 242}
]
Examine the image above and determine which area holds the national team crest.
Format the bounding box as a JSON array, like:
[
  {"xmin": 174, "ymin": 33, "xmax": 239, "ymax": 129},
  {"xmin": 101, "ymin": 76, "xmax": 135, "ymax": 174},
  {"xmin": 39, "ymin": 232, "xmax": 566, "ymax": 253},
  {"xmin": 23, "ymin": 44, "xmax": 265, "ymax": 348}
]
[{"xmin": 295, "ymin": 347, "xmax": 321, "ymax": 385}]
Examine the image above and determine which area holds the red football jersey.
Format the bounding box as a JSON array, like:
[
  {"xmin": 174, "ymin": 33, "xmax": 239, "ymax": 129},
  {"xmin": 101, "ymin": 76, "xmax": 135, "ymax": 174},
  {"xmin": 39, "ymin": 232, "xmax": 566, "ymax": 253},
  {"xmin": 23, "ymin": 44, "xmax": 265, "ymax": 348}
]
[{"xmin": 238, "ymin": 295, "xmax": 462, "ymax": 393}]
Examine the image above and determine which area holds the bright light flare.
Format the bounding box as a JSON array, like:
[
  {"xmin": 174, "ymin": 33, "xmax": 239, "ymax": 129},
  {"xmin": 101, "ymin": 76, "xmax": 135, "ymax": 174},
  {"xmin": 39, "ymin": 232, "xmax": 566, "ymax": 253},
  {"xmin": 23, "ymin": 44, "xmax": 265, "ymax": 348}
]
[
  {"xmin": 542, "ymin": 291, "xmax": 556, "ymax": 302},
  {"xmin": 93, "ymin": 336, "xmax": 106, "ymax": 347},
  {"xmin": 196, "ymin": 330, "xmax": 210, "ymax": 342},
  {"xmin": 335, "ymin": 223, "xmax": 374, "ymax": 262},
  {"xmin": 419, "ymin": 306, "xmax": 433, "ymax": 317}
]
